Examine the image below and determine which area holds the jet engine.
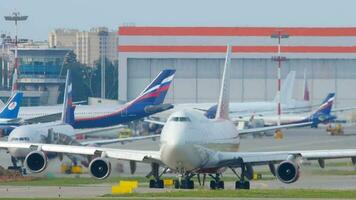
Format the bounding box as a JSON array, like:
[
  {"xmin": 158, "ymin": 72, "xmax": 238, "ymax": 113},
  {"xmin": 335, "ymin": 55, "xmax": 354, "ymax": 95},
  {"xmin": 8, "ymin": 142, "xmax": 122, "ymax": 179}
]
[
  {"xmin": 89, "ymin": 158, "xmax": 111, "ymax": 179},
  {"xmin": 276, "ymin": 160, "xmax": 300, "ymax": 184},
  {"xmin": 24, "ymin": 151, "xmax": 48, "ymax": 173}
]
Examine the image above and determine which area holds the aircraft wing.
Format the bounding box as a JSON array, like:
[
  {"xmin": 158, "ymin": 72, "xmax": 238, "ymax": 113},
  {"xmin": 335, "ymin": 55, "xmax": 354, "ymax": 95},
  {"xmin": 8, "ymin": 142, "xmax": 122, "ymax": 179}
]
[
  {"xmin": 0, "ymin": 142, "xmax": 161, "ymax": 163},
  {"xmin": 74, "ymin": 125, "xmax": 127, "ymax": 136},
  {"xmin": 144, "ymin": 119, "xmax": 166, "ymax": 126},
  {"xmin": 237, "ymin": 122, "xmax": 312, "ymax": 135},
  {"xmin": 331, "ymin": 106, "xmax": 356, "ymax": 113},
  {"xmin": 80, "ymin": 134, "xmax": 161, "ymax": 146},
  {"xmin": 213, "ymin": 149, "xmax": 356, "ymax": 167},
  {"xmin": 23, "ymin": 112, "xmax": 62, "ymax": 124}
]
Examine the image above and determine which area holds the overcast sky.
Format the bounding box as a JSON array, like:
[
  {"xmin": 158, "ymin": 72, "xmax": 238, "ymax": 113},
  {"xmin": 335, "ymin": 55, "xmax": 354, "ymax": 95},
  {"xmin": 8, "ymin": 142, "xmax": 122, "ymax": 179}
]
[{"xmin": 1, "ymin": 0, "xmax": 356, "ymax": 40}]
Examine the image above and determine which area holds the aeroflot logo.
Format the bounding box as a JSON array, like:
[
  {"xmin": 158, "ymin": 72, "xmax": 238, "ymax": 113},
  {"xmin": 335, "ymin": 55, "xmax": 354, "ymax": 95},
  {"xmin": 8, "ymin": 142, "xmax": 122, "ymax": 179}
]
[{"xmin": 8, "ymin": 102, "xmax": 17, "ymax": 110}]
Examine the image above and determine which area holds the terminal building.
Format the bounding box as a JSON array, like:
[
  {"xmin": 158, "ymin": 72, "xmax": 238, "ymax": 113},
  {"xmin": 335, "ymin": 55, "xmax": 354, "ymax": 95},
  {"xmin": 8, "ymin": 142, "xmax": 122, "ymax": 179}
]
[
  {"xmin": 118, "ymin": 26, "xmax": 356, "ymax": 108},
  {"xmin": 0, "ymin": 46, "xmax": 70, "ymax": 106},
  {"xmin": 15, "ymin": 48, "xmax": 69, "ymax": 105}
]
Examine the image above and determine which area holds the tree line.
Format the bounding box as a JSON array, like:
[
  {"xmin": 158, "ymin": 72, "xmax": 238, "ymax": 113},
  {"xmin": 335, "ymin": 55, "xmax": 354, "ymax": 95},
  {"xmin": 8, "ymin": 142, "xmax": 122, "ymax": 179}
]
[{"xmin": 59, "ymin": 51, "xmax": 118, "ymax": 103}]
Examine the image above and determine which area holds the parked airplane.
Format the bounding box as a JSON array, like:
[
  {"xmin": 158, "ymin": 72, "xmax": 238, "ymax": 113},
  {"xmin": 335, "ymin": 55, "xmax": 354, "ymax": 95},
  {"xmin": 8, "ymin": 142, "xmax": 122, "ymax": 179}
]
[
  {"xmin": 248, "ymin": 93, "xmax": 336, "ymax": 128},
  {"xmin": 2, "ymin": 46, "xmax": 354, "ymax": 191},
  {"xmin": 4, "ymin": 69, "xmax": 175, "ymax": 173},
  {"xmin": 207, "ymin": 93, "xmax": 336, "ymax": 130},
  {"xmin": 153, "ymin": 70, "xmax": 311, "ymax": 122}
]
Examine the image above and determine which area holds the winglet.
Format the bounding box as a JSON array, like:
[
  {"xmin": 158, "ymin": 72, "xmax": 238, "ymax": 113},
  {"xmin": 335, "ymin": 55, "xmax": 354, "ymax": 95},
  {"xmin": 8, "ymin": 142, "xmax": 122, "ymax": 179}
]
[
  {"xmin": 0, "ymin": 92, "xmax": 23, "ymax": 119},
  {"xmin": 61, "ymin": 70, "xmax": 75, "ymax": 125},
  {"xmin": 215, "ymin": 45, "xmax": 232, "ymax": 120}
]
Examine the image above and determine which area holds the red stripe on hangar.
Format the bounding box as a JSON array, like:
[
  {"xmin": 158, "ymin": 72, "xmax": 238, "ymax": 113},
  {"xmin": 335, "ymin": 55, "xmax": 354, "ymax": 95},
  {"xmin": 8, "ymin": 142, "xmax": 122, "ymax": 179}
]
[
  {"xmin": 119, "ymin": 27, "xmax": 356, "ymax": 36},
  {"xmin": 118, "ymin": 45, "xmax": 356, "ymax": 53}
]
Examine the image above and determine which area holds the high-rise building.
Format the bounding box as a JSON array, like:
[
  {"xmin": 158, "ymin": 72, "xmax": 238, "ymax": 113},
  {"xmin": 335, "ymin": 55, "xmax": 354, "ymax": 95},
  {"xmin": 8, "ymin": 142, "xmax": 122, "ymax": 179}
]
[
  {"xmin": 49, "ymin": 27, "xmax": 117, "ymax": 66},
  {"xmin": 48, "ymin": 29, "xmax": 77, "ymax": 50}
]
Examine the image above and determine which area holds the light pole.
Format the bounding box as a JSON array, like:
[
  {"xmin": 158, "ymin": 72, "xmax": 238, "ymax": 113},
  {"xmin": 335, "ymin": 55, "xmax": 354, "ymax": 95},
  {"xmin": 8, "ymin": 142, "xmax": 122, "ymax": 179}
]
[
  {"xmin": 99, "ymin": 30, "xmax": 108, "ymax": 99},
  {"xmin": 4, "ymin": 11, "xmax": 28, "ymax": 89},
  {"xmin": 271, "ymin": 31, "xmax": 289, "ymax": 135}
]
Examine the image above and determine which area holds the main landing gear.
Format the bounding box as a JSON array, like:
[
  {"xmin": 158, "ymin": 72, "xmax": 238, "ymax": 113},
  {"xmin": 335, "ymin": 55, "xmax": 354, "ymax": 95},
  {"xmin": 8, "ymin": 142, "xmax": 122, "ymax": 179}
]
[
  {"xmin": 7, "ymin": 156, "xmax": 26, "ymax": 175},
  {"xmin": 148, "ymin": 163, "xmax": 165, "ymax": 188},
  {"xmin": 231, "ymin": 162, "xmax": 250, "ymax": 190},
  {"xmin": 209, "ymin": 173, "xmax": 224, "ymax": 190}
]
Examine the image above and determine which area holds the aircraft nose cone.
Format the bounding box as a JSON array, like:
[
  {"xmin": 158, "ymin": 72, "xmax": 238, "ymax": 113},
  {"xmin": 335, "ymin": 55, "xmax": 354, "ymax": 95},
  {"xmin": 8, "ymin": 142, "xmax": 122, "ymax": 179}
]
[{"xmin": 160, "ymin": 143, "xmax": 205, "ymax": 171}]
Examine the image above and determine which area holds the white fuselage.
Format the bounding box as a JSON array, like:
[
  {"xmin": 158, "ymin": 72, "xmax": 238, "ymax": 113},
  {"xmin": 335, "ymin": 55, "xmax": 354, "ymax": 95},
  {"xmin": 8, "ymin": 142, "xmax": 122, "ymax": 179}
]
[
  {"xmin": 159, "ymin": 110, "xmax": 239, "ymax": 172},
  {"xmin": 7, "ymin": 122, "xmax": 75, "ymax": 159},
  {"xmin": 156, "ymin": 100, "xmax": 311, "ymax": 120},
  {"xmin": 17, "ymin": 104, "xmax": 123, "ymax": 120},
  {"xmin": 255, "ymin": 114, "xmax": 308, "ymax": 126}
]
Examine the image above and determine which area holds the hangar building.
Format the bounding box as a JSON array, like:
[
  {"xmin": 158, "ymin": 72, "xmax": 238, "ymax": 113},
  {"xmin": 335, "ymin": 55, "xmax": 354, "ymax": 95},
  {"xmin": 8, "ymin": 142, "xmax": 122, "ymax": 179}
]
[{"xmin": 118, "ymin": 27, "xmax": 356, "ymax": 108}]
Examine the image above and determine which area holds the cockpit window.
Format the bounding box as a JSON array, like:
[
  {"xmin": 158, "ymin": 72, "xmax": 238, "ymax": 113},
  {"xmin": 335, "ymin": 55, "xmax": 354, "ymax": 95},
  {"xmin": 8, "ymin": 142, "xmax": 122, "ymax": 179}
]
[{"xmin": 170, "ymin": 117, "xmax": 191, "ymax": 122}]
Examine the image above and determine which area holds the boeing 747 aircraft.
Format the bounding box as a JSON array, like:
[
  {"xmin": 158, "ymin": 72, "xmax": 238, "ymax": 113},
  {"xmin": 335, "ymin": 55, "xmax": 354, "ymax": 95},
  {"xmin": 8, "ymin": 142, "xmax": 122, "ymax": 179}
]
[{"xmin": 2, "ymin": 46, "xmax": 356, "ymax": 191}]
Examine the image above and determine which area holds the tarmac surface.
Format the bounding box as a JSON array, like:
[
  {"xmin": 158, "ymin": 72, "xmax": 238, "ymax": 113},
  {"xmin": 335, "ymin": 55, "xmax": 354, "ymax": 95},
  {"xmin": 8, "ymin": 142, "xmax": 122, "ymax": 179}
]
[{"xmin": 1, "ymin": 127, "xmax": 356, "ymax": 198}]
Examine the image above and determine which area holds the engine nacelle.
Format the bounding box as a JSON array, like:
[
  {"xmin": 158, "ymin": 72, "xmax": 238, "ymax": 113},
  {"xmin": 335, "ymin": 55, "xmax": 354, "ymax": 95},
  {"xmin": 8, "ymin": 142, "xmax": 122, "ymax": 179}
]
[
  {"xmin": 89, "ymin": 158, "xmax": 111, "ymax": 179},
  {"xmin": 24, "ymin": 151, "xmax": 48, "ymax": 173},
  {"xmin": 276, "ymin": 160, "xmax": 300, "ymax": 184}
]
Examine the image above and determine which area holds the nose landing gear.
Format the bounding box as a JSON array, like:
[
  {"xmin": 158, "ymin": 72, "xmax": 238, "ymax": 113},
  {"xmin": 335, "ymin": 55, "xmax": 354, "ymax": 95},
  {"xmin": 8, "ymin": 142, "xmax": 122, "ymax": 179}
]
[{"xmin": 174, "ymin": 172, "xmax": 195, "ymax": 189}]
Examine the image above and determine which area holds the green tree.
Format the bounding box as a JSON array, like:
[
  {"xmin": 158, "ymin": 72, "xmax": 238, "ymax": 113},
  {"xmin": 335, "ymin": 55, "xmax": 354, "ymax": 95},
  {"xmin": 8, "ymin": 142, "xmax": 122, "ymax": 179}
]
[
  {"xmin": 59, "ymin": 51, "xmax": 118, "ymax": 103},
  {"xmin": 94, "ymin": 58, "xmax": 118, "ymax": 99},
  {"xmin": 60, "ymin": 51, "xmax": 94, "ymax": 102}
]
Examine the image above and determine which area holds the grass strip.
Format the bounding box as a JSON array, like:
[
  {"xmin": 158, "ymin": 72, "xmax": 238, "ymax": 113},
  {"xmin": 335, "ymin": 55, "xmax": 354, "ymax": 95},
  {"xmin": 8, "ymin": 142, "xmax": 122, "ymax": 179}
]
[{"xmin": 105, "ymin": 188, "xmax": 356, "ymax": 199}]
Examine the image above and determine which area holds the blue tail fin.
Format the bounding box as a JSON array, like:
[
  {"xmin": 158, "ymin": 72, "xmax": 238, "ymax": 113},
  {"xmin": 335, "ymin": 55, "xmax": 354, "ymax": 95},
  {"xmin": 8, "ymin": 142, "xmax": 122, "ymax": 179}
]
[
  {"xmin": 61, "ymin": 70, "xmax": 75, "ymax": 126},
  {"xmin": 310, "ymin": 93, "xmax": 336, "ymax": 127},
  {"xmin": 138, "ymin": 69, "xmax": 176, "ymax": 105},
  {"xmin": 312, "ymin": 93, "xmax": 335, "ymax": 116},
  {"xmin": 0, "ymin": 92, "xmax": 23, "ymax": 119}
]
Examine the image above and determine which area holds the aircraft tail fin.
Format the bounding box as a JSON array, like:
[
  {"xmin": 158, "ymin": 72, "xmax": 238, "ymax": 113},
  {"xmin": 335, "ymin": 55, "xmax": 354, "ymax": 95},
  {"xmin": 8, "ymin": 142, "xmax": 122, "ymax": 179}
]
[
  {"xmin": 0, "ymin": 92, "xmax": 23, "ymax": 119},
  {"xmin": 274, "ymin": 71, "xmax": 295, "ymax": 104},
  {"xmin": 215, "ymin": 45, "xmax": 232, "ymax": 120},
  {"xmin": 311, "ymin": 93, "xmax": 335, "ymax": 117},
  {"xmin": 61, "ymin": 70, "xmax": 75, "ymax": 126},
  {"xmin": 309, "ymin": 93, "xmax": 336, "ymax": 127},
  {"xmin": 138, "ymin": 69, "xmax": 176, "ymax": 106},
  {"xmin": 303, "ymin": 69, "xmax": 310, "ymax": 101}
]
